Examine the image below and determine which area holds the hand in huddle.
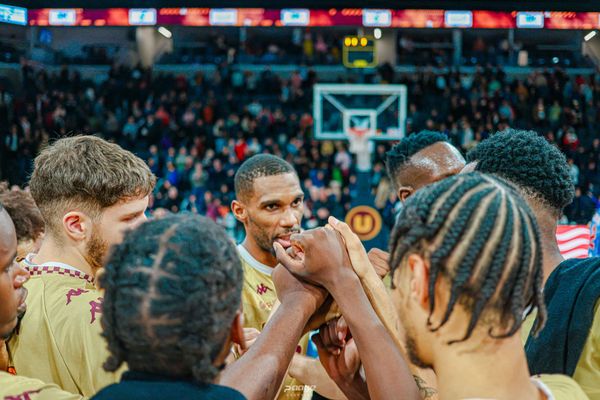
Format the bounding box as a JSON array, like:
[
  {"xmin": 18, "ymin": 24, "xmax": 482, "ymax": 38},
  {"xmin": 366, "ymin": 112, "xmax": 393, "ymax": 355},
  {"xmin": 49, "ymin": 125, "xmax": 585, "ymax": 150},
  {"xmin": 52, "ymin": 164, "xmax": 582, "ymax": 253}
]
[{"xmin": 273, "ymin": 224, "xmax": 354, "ymax": 289}]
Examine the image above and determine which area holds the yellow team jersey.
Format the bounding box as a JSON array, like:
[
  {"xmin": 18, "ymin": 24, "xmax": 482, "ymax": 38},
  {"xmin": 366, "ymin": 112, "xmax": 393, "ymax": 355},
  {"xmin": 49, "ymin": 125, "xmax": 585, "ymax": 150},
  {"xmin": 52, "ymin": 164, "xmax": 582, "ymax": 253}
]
[
  {"xmin": 0, "ymin": 371, "xmax": 84, "ymax": 400},
  {"xmin": 522, "ymin": 302, "xmax": 600, "ymax": 400},
  {"xmin": 533, "ymin": 374, "xmax": 590, "ymax": 400},
  {"xmin": 238, "ymin": 245, "xmax": 309, "ymax": 400},
  {"xmin": 7, "ymin": 257, "xmax": 121, "ymax": 397}
]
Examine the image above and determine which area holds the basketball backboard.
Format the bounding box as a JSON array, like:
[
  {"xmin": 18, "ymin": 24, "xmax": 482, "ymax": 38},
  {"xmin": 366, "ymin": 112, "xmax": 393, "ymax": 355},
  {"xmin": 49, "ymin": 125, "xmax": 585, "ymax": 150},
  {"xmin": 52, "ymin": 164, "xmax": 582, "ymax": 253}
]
[{"xmin": 313, "ymin": 83, "xmax": 407, "ymax": 141}]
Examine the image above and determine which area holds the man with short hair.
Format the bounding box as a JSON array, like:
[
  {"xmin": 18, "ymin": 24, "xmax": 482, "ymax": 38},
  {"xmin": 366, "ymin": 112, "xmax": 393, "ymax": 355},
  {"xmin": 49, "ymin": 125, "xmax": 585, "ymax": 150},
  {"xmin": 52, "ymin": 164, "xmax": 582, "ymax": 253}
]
[
  {"xmin": 8, "ymin": 135, "xmax": 156, "ymax": 396},
  {"xmin": 467, "ymin": 129, "xmax": 600, "ymax": 400},
  {"xmin": 0, "ymin": 201, "xmax": 81, "ymax": 399},
  {"xmin": 231, "ymin": 154, "xmax": 342, "ymax": 399},
  {"xmin": 231, "ymin": 154, "xmax": 309, "ymax": 399},
  {"xmin": 385, "ymin": 130, "xmax": 465, "ymax": 202}
]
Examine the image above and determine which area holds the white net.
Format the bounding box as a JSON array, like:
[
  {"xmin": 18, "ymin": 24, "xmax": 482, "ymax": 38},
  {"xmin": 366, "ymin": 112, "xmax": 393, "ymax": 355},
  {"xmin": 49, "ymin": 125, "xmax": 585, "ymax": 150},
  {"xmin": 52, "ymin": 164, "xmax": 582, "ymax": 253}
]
[{"xmin": 348, "ymin": 128, "xmax": 374, "ymax": 172}]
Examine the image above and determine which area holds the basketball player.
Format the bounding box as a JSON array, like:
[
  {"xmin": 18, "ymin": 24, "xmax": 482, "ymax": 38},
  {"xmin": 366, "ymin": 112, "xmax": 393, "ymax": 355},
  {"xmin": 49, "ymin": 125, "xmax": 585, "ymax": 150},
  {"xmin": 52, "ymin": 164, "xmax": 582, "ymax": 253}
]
[
  {"xmin": 0, "ymin": 201, "xmax": 82, "ymax": 399},
  {"xmin": 367, "ymin": 130, "xmax": 467, "ymax": 277},
  {"xmin": 277, "ymin": 173, "xmax": 587, "ymax": 399},
  {"xmin": 385, "ymin": 130, "xmax": 465, "ymax": 203},
  {"xmin": 92, "ymin": 213, "xmax": 330, "ymax": 400},
  {"xmin": 231, "ymin": 154, "xmax": 344, "ymax": 399},
  {"xmin": 7, "ymin": 136, "xmax": 156, "ymax": 396},
  {"xmin": 467, "ymin": 129, "xmax": 599, "ymax": 400},
  {"xmin": 0, "ymin": 184, "xmax": 44, "ymax": 372}
]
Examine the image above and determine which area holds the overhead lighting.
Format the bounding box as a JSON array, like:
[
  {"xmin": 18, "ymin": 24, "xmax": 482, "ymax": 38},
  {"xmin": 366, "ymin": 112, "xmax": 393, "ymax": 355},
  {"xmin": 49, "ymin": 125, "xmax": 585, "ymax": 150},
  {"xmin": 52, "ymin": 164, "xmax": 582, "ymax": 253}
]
[
  {"xmin": 374, "ymin": 28, "xmax": 382, "ymax": 39},
  {"xmin": 158, "ymin": 26, "xmax": 172, "ymax": 39},
  {"xmin": 585, "ymin": 31, "xmax": 597, "ymax": 42}
]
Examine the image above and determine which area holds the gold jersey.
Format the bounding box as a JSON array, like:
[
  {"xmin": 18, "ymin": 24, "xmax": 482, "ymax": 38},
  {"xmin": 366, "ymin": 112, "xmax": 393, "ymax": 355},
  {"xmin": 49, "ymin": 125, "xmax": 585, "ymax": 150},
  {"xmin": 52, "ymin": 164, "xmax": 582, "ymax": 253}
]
[
  {"xmin": 7, "ymin": 256, "xmax": 121, "ymax": 397},
  {"xmin": 0, "ymin": 370, "xmax": 84, "ymax": 400},
  {"xmin": 238, "ymin": 245, "xmax": 310, "ymax": 400},
  {"xmin": 522, "ymin": 301, "xmax": 599, "ymax": 400}
]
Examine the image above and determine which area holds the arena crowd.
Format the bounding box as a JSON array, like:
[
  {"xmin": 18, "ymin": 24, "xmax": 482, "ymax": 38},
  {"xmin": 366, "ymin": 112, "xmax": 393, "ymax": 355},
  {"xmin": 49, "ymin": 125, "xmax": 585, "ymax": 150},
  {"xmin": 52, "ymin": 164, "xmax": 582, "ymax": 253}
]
[{"xmin": 2, "ymin": 61, "xmax": 600, "ymax": 235}]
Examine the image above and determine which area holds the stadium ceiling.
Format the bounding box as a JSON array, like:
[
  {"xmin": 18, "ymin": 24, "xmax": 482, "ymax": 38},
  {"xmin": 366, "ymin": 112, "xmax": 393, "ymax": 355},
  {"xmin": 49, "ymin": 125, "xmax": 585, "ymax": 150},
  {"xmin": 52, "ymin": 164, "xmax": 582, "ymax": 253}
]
[{"xmin": 5, "ymin": 0, "xmax": 600, "ymax": 11}]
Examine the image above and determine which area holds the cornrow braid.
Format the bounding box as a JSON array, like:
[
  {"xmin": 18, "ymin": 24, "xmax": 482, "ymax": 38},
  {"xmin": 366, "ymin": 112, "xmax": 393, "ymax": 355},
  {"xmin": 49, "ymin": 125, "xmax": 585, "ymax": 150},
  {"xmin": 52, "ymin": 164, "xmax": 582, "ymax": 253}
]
[
  {"xmin": 389, "ymin": 172, "xmax": 546, "ymax": 343},
  {"xmin": 99, "ymin": 214, "xmax": 243, "ymax": 383}
]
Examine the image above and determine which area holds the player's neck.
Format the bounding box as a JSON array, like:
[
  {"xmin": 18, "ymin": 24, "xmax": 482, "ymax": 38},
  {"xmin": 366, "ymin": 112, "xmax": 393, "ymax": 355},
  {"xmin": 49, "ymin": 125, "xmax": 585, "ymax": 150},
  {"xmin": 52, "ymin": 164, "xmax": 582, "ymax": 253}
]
[
  {"xmin": 32, "ymin": 236, "xmax": 95, "ymax": 277},
  {"xmin": 532, "ymin": 208, "xmax": 564, "ymax": 284},
  {"xmin": 241, "ymin": 238, "xmax": 277, "ymax": 268},
  {"xmin": 433, "ymin": 334, "xmax": 541, "ymax": 400}
]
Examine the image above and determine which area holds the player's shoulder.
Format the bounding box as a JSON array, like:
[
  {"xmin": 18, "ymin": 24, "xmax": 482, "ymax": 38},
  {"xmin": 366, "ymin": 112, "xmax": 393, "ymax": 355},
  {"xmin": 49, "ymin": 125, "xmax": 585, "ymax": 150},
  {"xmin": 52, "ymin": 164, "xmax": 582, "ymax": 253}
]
[{"xmin": 0, "ymin": 371, "xmax": 83, "ymax": 400}]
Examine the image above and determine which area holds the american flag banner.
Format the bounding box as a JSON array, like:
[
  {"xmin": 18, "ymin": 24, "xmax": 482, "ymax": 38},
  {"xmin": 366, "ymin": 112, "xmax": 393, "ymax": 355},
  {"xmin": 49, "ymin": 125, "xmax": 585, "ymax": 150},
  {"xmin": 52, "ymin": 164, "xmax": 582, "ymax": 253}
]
[
  {"xmin": 589, "ymin": 210, "xmax": 600, "ymax": 257},
  {"xmin": 556, "ymin": 225, "xmax": 591, "ymax": 259}
]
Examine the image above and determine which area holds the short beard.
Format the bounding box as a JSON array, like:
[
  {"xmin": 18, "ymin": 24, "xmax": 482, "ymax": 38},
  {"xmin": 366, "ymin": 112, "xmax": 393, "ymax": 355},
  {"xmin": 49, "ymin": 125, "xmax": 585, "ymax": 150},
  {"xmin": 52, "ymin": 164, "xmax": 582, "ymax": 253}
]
[
  {"xmin": 405, "ymin": 333, "xmax": 433, "ymax": 370},
  {"xmin": 85, "ymin": 227, "xmax": 109, "ymax": 275}
]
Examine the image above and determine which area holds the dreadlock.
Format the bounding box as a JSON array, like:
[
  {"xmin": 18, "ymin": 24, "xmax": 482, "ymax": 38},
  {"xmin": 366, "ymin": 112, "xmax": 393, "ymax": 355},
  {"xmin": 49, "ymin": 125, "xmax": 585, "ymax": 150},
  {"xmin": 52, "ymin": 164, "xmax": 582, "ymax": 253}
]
[
  {"xmin": 234, "ymin": 154, "xmax": 297, "ymax": 202},
  {"xmin": 99, "ymin": 214, "xmax": 243, "ymax": 383},
  {"xmin": 389, "ymin": 172, "xmax": 546, "ymax": 344},
  {"xmin": 385, "ymin": 130, "xmax": 449, "ymax": 187}
]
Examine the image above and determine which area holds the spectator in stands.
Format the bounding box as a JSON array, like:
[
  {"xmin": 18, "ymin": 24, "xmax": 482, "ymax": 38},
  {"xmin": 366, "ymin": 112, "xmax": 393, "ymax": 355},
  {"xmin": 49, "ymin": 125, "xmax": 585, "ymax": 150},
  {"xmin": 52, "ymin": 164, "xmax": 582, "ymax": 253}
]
[{"xmin": 1, "ymin": 61, "xmax": 600, "ymax": 229}]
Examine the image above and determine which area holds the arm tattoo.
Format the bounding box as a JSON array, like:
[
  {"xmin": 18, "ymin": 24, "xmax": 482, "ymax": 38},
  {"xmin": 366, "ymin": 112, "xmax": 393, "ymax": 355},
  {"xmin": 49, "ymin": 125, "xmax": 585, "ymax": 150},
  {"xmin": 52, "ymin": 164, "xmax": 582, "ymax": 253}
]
[{"xmin": 413, "ymin": 375, "xmax": 437, "ymax": 399}]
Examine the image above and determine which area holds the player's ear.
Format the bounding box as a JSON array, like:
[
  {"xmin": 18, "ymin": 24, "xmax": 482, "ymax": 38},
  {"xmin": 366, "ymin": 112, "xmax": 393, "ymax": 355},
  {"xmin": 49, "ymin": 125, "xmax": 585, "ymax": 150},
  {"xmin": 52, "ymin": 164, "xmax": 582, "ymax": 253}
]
[
  {"xmin": 407, "ymin": 253, "xmax": 430, "ymax": 310},
  {"xmin": 63, "ymin": 211, "xmax": 93, "ymax": 243},
  {"xmin": 230, "ymin": 311, "xmax": 245, "ymax": 347},
  {"xmin": 398, "ymin": 186, "xmax": 414, "ymax": 203},
  {"xmin": 231, "ymin": 200, "xmax": 248, "ymax": 223}
]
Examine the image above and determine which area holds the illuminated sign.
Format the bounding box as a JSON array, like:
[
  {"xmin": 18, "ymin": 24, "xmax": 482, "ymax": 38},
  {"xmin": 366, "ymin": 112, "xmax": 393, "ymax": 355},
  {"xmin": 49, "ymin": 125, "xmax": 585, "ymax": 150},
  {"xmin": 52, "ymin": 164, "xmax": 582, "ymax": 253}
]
[
  {"xmin": 363, "ymin": 9, "xmax": 392, "ymax": 27},
  {"xmin": 209, "ymin": 8, "xmax": 237, "ymax": 25},
  {"xmin": 49, "ymin": 9, "xmax": 76, "ymax": 25},
  {"xmin": 516, "ymin": 11, "xmax": 544, "ymax": 28},
  {"xmin": 281, "ymin": 9, "xmax": 309, "ymax": 26},
  {"xmin": 345, "ymin": 206, "xmax": 383, "ymax": 241},
  {"xmin": 22, "ymin": 8, "xmax": 600, "ymax": 30},
  {"xmin": 0, "ymin": 4, "xmax": 26, "ymax": 25},
  {"xmin": 445, "ymin": 10, "xmax": 473, "ymax": 27},
  {"xmin": 129, "ymin": 8, "xmax": 156, "ymax": 25}
]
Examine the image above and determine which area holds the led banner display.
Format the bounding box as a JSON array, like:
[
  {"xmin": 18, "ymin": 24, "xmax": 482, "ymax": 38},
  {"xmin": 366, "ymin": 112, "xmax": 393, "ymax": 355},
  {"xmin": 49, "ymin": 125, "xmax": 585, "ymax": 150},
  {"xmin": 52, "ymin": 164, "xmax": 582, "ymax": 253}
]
[{"xmin": 21, "ymin": 8, "xmax": 600, "ymax": 29}]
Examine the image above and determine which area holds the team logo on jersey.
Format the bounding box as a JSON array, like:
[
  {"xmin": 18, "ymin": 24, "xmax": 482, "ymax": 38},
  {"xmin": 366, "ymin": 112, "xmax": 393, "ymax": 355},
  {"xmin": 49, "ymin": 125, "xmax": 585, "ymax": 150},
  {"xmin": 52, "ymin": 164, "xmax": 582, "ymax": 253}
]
[
  {"xmin": 4, "ymin": 389, "xmax": 42, "ymax": 400},
  {"xmin": 256, "ymin": 283, "xmax": 272, "ymax": 295},
  {"xmin": 89, "ymin": 297, "xmax": 103, "ymax": 324},
  {"xmin": 66, "ymin": 288, "xmax": 89, "ymax": 305}
]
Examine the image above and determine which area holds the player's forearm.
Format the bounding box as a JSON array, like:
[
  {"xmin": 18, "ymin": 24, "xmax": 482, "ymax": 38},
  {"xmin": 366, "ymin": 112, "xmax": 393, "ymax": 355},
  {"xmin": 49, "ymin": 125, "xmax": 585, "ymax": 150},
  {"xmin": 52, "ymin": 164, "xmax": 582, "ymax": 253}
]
[
  {"xmin": 220, "ymin": 301, "xmax": 312, "ymax": 400},
  {"xmin": 289, "ymin": 355, "xmax": 348, "ymax": 400},
  {"xmin": 336, "ymin": 374, "xmax": 370, "ymax": 400},
  {"xmin": 328, "ymin": 274, "xmax": 420, "ymax": 400}
]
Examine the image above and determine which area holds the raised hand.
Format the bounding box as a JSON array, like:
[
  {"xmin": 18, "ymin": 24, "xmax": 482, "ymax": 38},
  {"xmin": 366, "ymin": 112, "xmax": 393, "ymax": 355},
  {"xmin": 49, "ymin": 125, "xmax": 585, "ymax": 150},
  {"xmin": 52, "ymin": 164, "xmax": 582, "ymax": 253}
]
[
  {"xmin": 273, "ymin": 226, "xmax": 354, "ymax": 289},
  {"xmin": 368, "ymin": 248, "xmax": 390, "ymax": 279}
]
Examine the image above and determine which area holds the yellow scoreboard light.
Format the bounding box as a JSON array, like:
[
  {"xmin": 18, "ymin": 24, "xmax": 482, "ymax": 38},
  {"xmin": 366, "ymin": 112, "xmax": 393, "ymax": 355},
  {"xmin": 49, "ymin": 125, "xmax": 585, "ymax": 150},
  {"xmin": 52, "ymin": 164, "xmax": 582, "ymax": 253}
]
[{"xmin": 343, "ymin": 35, "xmax": 376, "ymax": 68}]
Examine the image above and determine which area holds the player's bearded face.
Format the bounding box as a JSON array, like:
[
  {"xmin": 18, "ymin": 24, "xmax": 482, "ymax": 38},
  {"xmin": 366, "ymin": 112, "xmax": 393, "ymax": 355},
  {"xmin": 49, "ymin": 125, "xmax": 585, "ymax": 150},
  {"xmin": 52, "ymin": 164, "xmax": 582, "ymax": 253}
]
[
  {"xmin": 85, "ymin": 224, "xmax": 109, "ymax": 273},
  {"xmin": 248, "ymin": 213, "xmax": 301, "ymax": 256}
]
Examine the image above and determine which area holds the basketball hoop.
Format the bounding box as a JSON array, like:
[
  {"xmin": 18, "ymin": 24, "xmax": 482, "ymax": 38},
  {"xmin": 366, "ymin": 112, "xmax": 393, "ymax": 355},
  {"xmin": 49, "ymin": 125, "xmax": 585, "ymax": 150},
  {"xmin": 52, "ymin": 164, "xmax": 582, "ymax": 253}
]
[{"xmin": 348, "ymin": 127, "xmax": 374, "ymax": 172}]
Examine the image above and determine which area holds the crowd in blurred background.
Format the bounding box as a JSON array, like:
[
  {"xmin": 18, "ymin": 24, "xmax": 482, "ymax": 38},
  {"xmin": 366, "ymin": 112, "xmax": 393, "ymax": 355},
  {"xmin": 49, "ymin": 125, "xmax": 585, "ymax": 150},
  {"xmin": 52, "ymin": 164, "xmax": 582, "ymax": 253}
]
[{"xmin": 1, "ymin": 60, "xmax": 599, "ymax": 239}]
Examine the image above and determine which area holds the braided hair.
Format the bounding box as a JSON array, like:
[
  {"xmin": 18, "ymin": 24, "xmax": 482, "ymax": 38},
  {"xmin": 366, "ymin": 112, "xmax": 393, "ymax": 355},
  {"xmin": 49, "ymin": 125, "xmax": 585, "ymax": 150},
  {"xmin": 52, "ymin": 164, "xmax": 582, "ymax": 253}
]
[
  {"xmin": 389, "ymin": 172, "xmax": 546, "ymax": 344},
  {"xmin": 99, "ymin": 214, "xmax": 243, "ymax": 383}
]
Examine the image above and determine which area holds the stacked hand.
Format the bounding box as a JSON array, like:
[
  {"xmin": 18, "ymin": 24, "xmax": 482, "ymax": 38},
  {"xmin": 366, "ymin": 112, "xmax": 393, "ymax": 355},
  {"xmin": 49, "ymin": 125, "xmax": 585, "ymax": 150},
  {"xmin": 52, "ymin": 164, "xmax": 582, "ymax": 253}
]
[{"xmin": 273, "ymin": 222, "xmax": 355, "ymax": 290}]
